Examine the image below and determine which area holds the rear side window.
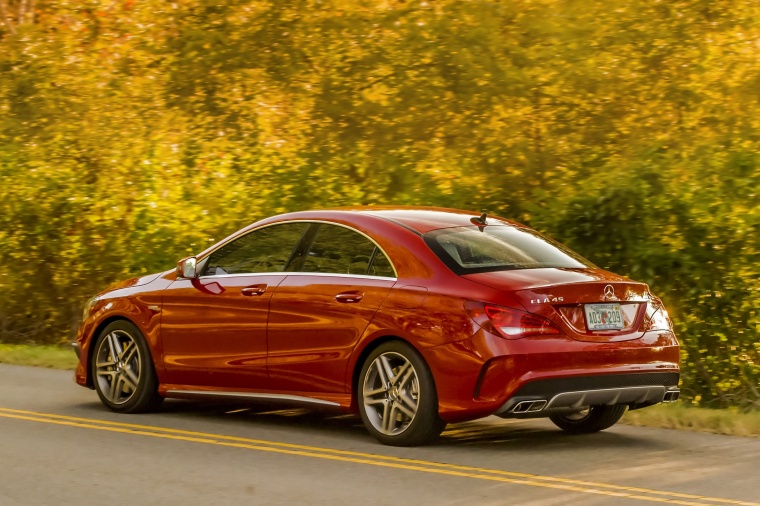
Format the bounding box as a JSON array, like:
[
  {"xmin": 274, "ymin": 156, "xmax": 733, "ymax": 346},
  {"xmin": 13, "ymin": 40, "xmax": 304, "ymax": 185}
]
[
  {"xmin": 296, "ymin": 224, "xmax": 396, "ymax": 277},
  {"xmin": 424, "ymin": 226, "xmax": 593, "ymax": 275}
]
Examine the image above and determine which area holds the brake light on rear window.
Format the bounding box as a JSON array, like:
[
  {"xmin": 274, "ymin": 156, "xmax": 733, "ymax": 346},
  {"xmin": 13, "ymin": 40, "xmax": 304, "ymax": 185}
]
[{"xmin": 465, "ymin": 301, "xmax": 561, "ymax": 339}]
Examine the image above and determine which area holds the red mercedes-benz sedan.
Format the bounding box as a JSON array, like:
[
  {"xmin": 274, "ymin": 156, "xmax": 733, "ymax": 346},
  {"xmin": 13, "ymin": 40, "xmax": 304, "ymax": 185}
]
[{"xmin": 74, "ymin": 207, "xmax": 680, "ymax": 446}]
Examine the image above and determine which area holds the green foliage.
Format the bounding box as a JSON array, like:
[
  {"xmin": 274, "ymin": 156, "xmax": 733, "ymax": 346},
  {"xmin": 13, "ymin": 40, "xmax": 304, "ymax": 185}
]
[{"xmin": 1, "ymin": 0, "xmax": 758, "ymax": 409}]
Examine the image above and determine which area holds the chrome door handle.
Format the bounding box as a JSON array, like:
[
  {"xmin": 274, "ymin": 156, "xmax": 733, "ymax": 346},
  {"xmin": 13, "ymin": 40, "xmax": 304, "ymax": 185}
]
[
  {"xmin": 335, "ymin": 292, "xmax": 364, "ymax": 303},
  {"xmin": 241, "ymin": 285, "xmax": 267, "ymax": 296}
]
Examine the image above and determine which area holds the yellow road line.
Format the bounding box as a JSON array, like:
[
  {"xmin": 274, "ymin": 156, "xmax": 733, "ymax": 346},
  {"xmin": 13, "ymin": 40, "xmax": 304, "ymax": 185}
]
[{"xmin": 0, "ymin": 408, "xmax": 754, "ymax": 506}]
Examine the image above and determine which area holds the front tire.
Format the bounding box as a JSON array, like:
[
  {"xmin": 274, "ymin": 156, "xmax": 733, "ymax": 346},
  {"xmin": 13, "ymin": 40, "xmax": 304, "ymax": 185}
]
[
  {"xmin": 91, "ymin": 320, "xmax": 162, "ymax": 413},
  {"xmin": 550, "ymin": 405, "xmax": 627, "ymax": 434},
  {"xmin": 358, "ymin": 341, "xmax": 446, "ymax": 446}
]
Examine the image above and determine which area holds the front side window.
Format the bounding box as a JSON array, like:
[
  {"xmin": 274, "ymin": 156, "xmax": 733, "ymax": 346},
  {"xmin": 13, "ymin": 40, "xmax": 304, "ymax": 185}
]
[
  {"xmin": 425, "ymin": 226, "xmax": 594, "ymax": 275},
  {"xmin": 201, "ymin": 223, "xmax": 309, "ymax": 276},
  {"xmin": 296, "ymin": 224, "xmax": 396, "ymax": 277}
]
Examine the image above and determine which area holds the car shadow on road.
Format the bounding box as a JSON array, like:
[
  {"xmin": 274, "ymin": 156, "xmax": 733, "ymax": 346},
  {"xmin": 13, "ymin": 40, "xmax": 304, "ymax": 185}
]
[
  {"xmin": 141, "ymin": 399, "xmax": 666, "ymax": 452},
  {"xmin": 437, "ymin": 418, "xmax": 665, "ymax": 451},
  {"xmin": 155, "ymin": 398, "xmax": 370, "ymax": 434}
]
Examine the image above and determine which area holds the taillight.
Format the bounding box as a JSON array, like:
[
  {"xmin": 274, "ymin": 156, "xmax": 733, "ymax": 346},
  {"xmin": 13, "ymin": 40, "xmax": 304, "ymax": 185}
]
[
  {"xmin": 465, "ymin": 301, "xmax": 561, "ymax": 339},
  {"xmin": 641, "ymin": 297, "xmax": 672, "ymax": 332}
]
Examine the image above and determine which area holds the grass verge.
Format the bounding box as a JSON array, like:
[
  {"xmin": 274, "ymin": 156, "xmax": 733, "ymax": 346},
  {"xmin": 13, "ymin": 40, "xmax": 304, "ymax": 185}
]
[
  {"xmin": 0, "ymin": 343, "xmax": 78, "ymax": 370},
  {"xmin": 1, "ymin": 344, "xmax": 758, "ymax": 437},
  {"xmin": 621, "ymin": 402, "xmax": 760, "ymax": 438}
]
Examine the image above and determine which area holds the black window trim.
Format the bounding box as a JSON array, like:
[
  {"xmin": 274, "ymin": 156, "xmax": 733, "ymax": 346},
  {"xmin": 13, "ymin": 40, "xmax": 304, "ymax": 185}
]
[{"xmin": 197, "ymin": 219, "xmax": 399, "ymax": 279}]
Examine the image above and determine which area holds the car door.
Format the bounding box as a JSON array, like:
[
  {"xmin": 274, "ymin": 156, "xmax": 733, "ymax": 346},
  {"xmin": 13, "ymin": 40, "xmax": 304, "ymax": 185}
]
[
  {"xmin": 267, "ymin": 223, "xmax": 397, "ymax": 393},
  {"xmin": 160, "ymin": 222, "xmax": 310, "ymax": 390}
]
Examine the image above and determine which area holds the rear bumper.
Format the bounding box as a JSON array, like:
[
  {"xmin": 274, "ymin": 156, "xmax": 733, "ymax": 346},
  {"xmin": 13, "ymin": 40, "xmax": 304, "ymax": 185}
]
[
  {"xmin": 496, "ymin": 373, "xmax": 680, "ymax": 418},
  {"xmin": 421, "ymin": 328, "xmax": 680, "ymax": 423}
]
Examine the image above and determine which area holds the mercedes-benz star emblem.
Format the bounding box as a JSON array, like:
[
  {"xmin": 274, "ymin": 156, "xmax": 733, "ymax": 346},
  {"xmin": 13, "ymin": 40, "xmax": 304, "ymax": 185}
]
[{"xmin": 603, "ymin": 285, "xmax": 616, "ymax": 300}]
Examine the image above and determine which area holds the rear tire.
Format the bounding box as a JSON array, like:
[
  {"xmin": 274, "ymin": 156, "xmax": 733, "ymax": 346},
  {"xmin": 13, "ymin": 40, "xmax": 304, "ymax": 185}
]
[
  {"xmin": 91, "ymin": 320, "xmax": 163, "ymax": 413},
  {"xmin": 550, "ymin": 405, "xmax": 626, "ymax": 434},
  {"xmin": 358, "ymin": 341, "xmax": 446, "ymax": 446}
]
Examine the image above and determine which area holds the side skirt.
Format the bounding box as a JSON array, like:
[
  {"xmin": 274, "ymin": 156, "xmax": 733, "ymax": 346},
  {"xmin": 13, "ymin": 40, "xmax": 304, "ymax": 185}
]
[{"xmin": 160, "ymin": 385, "xmax": 352, "ymax": 409}]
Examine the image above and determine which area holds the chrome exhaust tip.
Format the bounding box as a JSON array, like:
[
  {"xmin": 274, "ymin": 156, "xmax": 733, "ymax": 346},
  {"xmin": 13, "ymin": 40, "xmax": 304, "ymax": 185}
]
[
  {"xmin": 662, "ymin": 390, "xmax": 680, "ymax": 403},
  {"xmin": 511, "ymin": 400, "xmax": 548, "ymax": 413}
]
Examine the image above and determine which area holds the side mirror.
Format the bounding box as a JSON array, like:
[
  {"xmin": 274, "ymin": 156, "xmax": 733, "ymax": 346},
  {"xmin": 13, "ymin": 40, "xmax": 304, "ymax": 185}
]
[{"xmin": 177, "ymin": 256, "xmax": 198, "ymax": 279}]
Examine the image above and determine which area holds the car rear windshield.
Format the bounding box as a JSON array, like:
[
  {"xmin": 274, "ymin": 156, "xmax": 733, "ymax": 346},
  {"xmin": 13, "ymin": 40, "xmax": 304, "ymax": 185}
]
[{"xmin": 423, "ymin": 226, "xmax": 594, "ymax": 274}]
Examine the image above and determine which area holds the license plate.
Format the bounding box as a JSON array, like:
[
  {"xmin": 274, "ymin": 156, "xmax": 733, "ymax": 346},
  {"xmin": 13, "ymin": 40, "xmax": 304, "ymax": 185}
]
[{"xmin": 584, "ymin": 303, "xmax": 624, "ymax": 330}]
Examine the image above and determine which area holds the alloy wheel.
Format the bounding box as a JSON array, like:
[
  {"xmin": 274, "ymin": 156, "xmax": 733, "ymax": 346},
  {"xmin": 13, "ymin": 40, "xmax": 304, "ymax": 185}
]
[
  {"xmin": 94, "ymin": 329, "xmax": 142, "ymax": 405},
  {"xmin": 362, "ymin": 352, "xmax": 420, "ymax": 436}
]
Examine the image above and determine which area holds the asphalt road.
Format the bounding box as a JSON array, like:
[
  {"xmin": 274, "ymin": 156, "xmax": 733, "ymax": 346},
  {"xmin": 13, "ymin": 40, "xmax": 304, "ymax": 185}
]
[{"xmin": 0, "ymin": 364, "xmax": 758, "ymax": 506}]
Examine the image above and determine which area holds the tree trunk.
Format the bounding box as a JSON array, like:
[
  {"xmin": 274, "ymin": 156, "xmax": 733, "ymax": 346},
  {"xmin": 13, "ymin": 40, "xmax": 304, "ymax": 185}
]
[{"xmin": 0, "ymin": 0, "xmax": 17, "ymax": 35}]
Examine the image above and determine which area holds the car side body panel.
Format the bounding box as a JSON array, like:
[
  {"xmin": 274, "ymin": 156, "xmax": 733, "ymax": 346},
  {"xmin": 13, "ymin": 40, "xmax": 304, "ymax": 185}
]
[
  {"xmin": 160, "ymin": 273, "xmax": 288, "ymax": 389},
  {"xmin": 267, "ymin": 274, "xmax": 396, "ymax": 393}
]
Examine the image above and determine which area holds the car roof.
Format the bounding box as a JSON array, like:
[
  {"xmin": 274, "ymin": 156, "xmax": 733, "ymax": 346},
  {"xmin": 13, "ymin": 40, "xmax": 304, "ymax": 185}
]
[
  {"xmin": 356, "ymin": 207, "xmax": 519, "ymax": 234},
  {"xmin": 273, "ymin": 206, "xmax": 519, "ymax": 234}
]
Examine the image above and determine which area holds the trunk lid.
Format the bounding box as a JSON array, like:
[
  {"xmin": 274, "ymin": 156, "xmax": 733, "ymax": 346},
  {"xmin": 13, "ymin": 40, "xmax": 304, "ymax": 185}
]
[{"xmin": 463, "ymin": 267, "xmax": 649, "ymax": 342}]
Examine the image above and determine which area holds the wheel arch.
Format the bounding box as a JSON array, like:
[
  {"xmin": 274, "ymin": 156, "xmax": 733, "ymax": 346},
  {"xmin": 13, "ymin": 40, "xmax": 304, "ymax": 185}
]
[{"xmin": 349, "ymin": 335, "xmax": 437, "ymax": 412}]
